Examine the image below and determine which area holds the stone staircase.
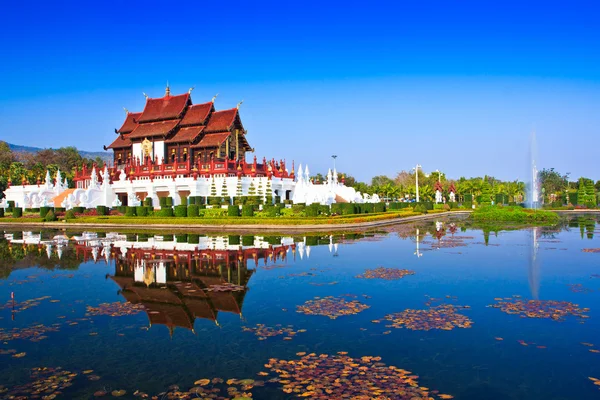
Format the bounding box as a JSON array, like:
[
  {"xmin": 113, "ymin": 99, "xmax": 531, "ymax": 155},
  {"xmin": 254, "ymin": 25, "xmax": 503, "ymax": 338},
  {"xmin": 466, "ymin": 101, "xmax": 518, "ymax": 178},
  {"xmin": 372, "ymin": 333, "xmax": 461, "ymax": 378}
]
[{"xmin": 51, "ymin": 188, "xmax": 76, "ymax": 207}]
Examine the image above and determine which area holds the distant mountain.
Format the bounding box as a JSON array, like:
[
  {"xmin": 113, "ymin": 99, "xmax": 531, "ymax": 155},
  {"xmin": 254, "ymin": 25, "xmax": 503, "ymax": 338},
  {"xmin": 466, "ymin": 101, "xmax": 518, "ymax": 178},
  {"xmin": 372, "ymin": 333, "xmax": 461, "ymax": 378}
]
[{"xmin": 7, "ymin": 143, "xmax": 112, "ymax": 162}]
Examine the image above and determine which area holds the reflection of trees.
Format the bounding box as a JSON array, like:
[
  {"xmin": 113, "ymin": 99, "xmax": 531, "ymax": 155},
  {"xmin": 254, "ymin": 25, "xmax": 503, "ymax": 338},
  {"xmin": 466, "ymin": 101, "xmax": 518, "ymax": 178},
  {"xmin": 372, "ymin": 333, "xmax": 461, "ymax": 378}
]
[{"xmin": 0, "ymin": 240, "xmax": 83, "ymax": 279}]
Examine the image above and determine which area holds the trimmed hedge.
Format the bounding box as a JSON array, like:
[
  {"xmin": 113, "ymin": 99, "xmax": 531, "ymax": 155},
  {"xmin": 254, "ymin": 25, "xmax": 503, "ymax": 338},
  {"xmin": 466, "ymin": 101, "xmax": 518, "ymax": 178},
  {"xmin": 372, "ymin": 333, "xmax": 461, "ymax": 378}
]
[
  {"xmin": 373, "ymin": 202, "xmax": 386, "ymax": 213},
  {"xmin": 136, "ymin": 206, "xmax": 148, "ymax": 216},
  {"xmin": 262, "ymin": 205, "xmax": 278, "ymax": 217},
  {"xmin": 305, "ymin": 204, "xmax": 319, "ymax": 217},
  {"xmin": 228, "ymin": 205, "xmax": 240, "ymax": 217},
  {"xmin": 117, "ymin": 206, "xmax": 127, "ymax": 214},
  {"xmin": 162, "ymin": 234, "xmax": 174, "ymax": 241},
  {"xmin": 414, "ymin": 204, "xmax": 428, "ymax": 214},
  {"xmin": 144, "ymin": 197, "xmax": 153, "ymax": 207},
  {"xmin": 306, "ymin": 236, "xmax": 318, "ymax": 246},
  {"xmin": 463, "ymin": 201, "xmax": 473, "ymax": 209},
  {"xmin": 568, "ymin": 192, "xmax": 578, "ymax": 205},
  {"xmin": 55, "ymin": 207, "xmax": 65, "ymax": 213},
  {"xmin": 96, "ymin": 205, "xmax": 108, "ymax": 216},
  {"xmin": 208, "ymin": 196, "xmax": 221, "ymax": 206},
  {"xmin": 166, "ymin": 197, "xmax": 173, "ymax": 207},
  {"xmin": 0, "ymin": 208, "xmax": 4, "ymax": 218},
  {"xmin": 176, "ymin": 234, "xmax": 188, "ymax": 242},
  {"xmin": 65, "ymin": 209, "xmax": 76, "ymax": 220},
  {"xmin": 73, "ymin": 207, "xmax": 85, "ymax": 214},
  {"xmin": 241, "ymin": 205, "xmax": 254, "ymax": 217},
  {"xmin": 174, "ymin": 205, "xmax": 187, "ymax": 217},
  {"xmin": 464, "ymin": 194, "xmax": 473, "ymax": 202},
  {"xmin": 229, "ymin": 235, "xmax": 241, "ymax": 245},
  {"xmin": 8, "ymin": 201, "xmax": 15, "ymax": 208},
  {"xmin": 157, "ymin": 208, "xmax": 173, "ymax": 217},
  {"xmin": 388, "ymin": 202, "xmax": 409, "ymax": 210},
  {"xmin": 188, "ymin": 234, "xmax": 200, "ymax": 244},
  {"xmin": 187, "ymin": 204, "xmax": 199, "ymax": 217},
  {"xmin": 40, "ymin": 206, "xmax": 53, "ymax": 218},
  {"xmin": 159, "ymin": 197, "xmax": 167, "ymax": 208},
  {"xmin": 125, "ymin": 206, "xmax": 136, "ymax": 217},
  {"xmin": 13, "ymin": 207, "xmax": 22, "ymax": 218}
]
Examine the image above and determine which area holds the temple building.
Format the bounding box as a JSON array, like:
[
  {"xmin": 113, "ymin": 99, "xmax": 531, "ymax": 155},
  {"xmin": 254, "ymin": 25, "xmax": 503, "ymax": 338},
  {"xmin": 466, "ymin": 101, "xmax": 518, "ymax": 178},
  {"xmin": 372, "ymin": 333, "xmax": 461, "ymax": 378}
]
[{"xmin": 1, "ymin": 85, "xmax": 379, "ymax": 209}]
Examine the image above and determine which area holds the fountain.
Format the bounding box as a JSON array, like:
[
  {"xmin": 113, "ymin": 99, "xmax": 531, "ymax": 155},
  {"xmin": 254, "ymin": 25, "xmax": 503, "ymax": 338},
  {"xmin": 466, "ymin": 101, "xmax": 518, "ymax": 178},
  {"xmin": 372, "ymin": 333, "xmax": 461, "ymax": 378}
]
[{"xmin": 528, "ymin": 226, "xmax": 541, "ymax": 299}]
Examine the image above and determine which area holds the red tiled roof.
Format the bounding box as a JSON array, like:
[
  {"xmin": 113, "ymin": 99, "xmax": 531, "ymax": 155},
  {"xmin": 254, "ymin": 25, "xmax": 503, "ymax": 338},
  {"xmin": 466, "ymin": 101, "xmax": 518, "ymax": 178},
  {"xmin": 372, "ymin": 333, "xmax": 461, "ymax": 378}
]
[
  {"xmin": 137, "ymin": 94, "xmax": 190, "ymax": 123},
  {"xmin": 180, "ymin": 102, "xmax": 213, "ymax": 127},
  {"xmin": 129, "ymin": 120, "xmax": 179, "ymax": 139},
  {"xmin": 191, "ymin": 132, "xmax": 230, "ymax": 148},
  {"xmin": 107, "ymin": 134, "xmax": 132, "ymax": 149},
  {"xmin": 117, "ymin": 112, "xmax": 141, "ymax": 134},
  {"xmin": 205, "ymin": 108, "xmax": 238, "ymax": 133},
  {"xmin": 165, "ymin": 126, "xmax": 205, "ymax": 144}
]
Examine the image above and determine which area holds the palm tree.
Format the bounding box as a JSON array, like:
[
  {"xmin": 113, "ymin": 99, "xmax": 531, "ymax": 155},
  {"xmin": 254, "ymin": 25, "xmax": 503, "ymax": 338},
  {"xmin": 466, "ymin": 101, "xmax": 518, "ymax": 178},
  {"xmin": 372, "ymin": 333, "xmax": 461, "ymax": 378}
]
[{"xmin": 419, "ymin": 185, "xmax": 434, "ymax": 201}]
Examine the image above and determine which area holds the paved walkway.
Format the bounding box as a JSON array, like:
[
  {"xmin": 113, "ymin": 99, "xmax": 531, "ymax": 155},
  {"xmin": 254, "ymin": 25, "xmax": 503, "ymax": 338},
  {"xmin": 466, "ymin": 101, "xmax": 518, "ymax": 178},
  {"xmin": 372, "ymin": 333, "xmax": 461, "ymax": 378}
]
[{"xmin": 0, "ymin": 211, "xmax": 472, "ymax": 233}]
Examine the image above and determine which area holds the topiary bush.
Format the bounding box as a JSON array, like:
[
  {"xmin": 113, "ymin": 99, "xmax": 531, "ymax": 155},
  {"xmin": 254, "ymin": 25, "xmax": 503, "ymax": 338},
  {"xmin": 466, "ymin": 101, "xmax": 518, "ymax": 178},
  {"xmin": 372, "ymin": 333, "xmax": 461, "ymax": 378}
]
[
  {"xmin": 176, "ymin": 234, "xmax": 188, "ymax": 242},
  {"xmin": 414, "ymin": 204, "xmax": 428, "ymax": 214},
  {"xmin": 208, "ymin": 196, "xmax": 221, "ymax": 206},
  {"xmin": 12, "ymin": 207, "xmax": 22, "ymax": 218},
  {"xmin": 159, "ymin": 197, "xmax": 167, "ymax": 208},
  {"xmin": 40, "ymin": 206, "xmax": 53, "ymax": 218},
  {"xmin": 188, "ymin": 234, "xmax": 200, "ymax": 244},
  {"xmin": 228, "ymin": 205, "xmax": 240, "ymax": 217},
  {"xmin": 0, "ymin": 208, "xmax": 4, "ymax": 218},
  {"xmin": 262, "ymin": 205, "xmax": 278, "ymax": 217},
  {"xmin": 144, "ymin": 197, "xmax": 153, "ymax": 207},
  {"xmin": 463, "ymin": 201, "xmax": 473, "ymax": 209},
  {"xmin": 187, "ymin": 204, "xmax": 199, "ymax": 217},
  {"xmin": 136, "ymin": 206, "xmax": 148, "ymax": 216},
  {"xmin": 229, "ymin": 235, "xmax": 241, "ymax": 245},
  {"xmin": 305, "ymin": 204, "xmax": 319, "ymax": 217},
  {"xmin": 65, "ymin": 209, "xmax": 76, "ymax": 220},
  {"xmin": 174, "ymin": 205, "xmax": 187, "ymax": 217},
  {"xmin": 241, "ymin": 204, "xmax": 254, "ymax": 217},
  {"xmin": 73, "ymin": 207, "xmax": 85, "ymax": 214},
  {"xmin": 125, "ymin": 206, "xmax": 136, "ymax": 217},
  {"xmin": 44, "ymin": 209, "xmax": 57, "ymax": 222},
  {"xmin": 242, "ymin": 235, "xmax": 254, "ymax": 246}
]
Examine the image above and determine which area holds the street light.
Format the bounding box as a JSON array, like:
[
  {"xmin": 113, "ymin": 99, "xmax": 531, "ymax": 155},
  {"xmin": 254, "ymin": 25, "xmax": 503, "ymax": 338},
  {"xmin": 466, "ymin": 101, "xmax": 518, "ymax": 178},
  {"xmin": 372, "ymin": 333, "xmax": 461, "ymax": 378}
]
[
  {"xmin": 435, "ymin": 169, "xmax": 442, "ymax": 182},
  {"xmin": 331, "ymin": 155, "xmax": 337, "ymax": 171},
  {"xmin": 412, "ymin": 164, "xmax": 422, "ymax": 202}
]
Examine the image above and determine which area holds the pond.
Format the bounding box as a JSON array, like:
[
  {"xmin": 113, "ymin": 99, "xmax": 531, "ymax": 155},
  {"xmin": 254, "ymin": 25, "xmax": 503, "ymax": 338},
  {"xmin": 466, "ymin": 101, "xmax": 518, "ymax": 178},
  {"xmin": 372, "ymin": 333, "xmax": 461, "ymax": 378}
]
[{"xmin": 0, "ymin": 214, "xmax": 599, "ymax": 399}]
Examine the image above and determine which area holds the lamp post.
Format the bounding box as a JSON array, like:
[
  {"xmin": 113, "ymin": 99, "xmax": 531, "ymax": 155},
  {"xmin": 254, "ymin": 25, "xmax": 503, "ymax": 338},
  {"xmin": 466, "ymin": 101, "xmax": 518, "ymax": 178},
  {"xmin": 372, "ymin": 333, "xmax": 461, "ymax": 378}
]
[
  {"xmin": 331, "ymin": 155, "xmax": 337, "ymax": 171},
  {"xmin": 412, "ymin": 164, "xmax": 422, "ymax": 202},
  {"xmin": 435, "ymin": 169, "xmax": 442, "ymax": 182}
]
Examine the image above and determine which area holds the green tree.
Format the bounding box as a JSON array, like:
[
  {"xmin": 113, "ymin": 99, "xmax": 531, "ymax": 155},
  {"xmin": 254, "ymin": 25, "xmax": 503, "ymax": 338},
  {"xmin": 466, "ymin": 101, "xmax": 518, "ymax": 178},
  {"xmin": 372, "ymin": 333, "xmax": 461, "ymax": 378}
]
[{"xmin": 480, "ymin": 181, "xmax": 492, "ymax": 205}]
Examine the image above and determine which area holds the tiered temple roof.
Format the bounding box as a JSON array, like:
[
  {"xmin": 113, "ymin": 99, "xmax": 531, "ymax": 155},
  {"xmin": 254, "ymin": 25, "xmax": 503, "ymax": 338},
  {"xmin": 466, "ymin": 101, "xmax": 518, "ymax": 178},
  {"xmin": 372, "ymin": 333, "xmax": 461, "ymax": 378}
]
[{"xmin": 106, "ymin": 87, "xmax": 251, "ymax": 153}]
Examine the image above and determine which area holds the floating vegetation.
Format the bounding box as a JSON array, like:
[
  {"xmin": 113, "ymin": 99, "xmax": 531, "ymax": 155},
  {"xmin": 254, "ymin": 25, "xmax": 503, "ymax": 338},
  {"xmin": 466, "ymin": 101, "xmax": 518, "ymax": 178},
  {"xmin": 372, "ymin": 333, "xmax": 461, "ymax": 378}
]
[
  {"xmin": 383, "ymin": 304, "xmax": 472, "ymax": 331},
  {"xmin": 262, "ymin": 352, "xmax": 454, "ymax": 399},
  {"xmin": 517, "ymin": 339, "xmax": 546, "ymax": 348},
  {"xmin": 0, "ymin": 295, "xmax": 51, "ymax": 313},
  {"xmin": 590, "ymin": 377, "xmax": 600, "ymax": 391},
  {"xmin": 0, "ymin": 349, "xmax": 17, "ymax": 355},
  {"xmin": 0, "ymin": 323, "xmax": 61, "ymax": 342},
  {"xmin": 205, "ymin": 283, "xmax": 245, "ymax": 292},
  {"xmin": 86, "ymin": 302, "xmax": 145, "ymax": 317},
  {"xmin": 0, "ymin": 367, "xmax": 77, "ymax": 399},
  {"xmin": 582, "ymin": 248, "xmax": 600, "ymax": 253},
  {"xmin": 356, "ymin": 267, "xmax": 415, "ymax": 280},
  {"xmin": 296, "ymin": 296, "xmax": 370, "ymax": 319},
  {"xmin": 126, "ymin": 377, "xmax": 261, "ymax": 399},
  {"xmin": 567, "ymin": 284, "xmax": 594, "ymax": 293},
  {"xmin": 489, "ymin": 296, "xmax": 590, "ymax": 322},
  {"xmin": 308, "ymin": 281, "xmax": 338, "ymax": 286},
  {"xmin": 242, "ymin": 324, "xmax": 307, "ymax": 340}
]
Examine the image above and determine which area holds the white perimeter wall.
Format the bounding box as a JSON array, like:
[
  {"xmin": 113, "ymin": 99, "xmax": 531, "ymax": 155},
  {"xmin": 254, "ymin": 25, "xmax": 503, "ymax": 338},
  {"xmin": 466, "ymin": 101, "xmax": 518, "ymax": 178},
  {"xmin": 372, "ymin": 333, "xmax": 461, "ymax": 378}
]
[{"xmin": 153, "ymin": 141, "xmax": 164, "ymax": 164}]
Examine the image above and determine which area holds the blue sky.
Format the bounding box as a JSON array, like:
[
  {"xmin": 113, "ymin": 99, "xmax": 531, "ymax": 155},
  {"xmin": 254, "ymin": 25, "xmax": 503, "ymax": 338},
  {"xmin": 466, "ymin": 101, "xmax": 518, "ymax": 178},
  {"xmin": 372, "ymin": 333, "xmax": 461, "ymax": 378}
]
[{"xmin": 1, "ymin": 0, "xmax": 598, "ymax": 182}]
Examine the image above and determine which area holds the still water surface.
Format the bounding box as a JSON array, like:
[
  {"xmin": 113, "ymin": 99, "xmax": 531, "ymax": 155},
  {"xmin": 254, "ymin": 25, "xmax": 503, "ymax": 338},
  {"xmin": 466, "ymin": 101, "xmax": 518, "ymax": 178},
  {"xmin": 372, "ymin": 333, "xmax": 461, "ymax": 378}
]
[{"xmin": 0, "ymin": 215, "xmax": 599, "ymax": 399}]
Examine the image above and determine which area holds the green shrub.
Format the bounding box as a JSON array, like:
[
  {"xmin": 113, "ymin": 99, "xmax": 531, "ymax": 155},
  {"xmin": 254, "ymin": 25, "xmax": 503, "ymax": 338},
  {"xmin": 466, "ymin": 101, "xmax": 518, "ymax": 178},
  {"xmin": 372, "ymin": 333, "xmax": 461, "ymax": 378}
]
[
  {"xmin": 195, "ymin": 196, "xmax": 205, "ymax": 205},
  {"xmin": 176, "ymin": 234, "xmax": 188, "ymax": 242},
  {"xmin": 242, "ymin": 235, "xmax": 254, "ymax": 246},
  {"xmin": 433, "ymin": 204, "xmax": 444, "ymax": 210},
  {"xmin": 448, "ymin": 202, "xmax": 458, "ymax": 209},
  {"xmin": 463, "ymin": 201, "xmax": 473, "ymax": 209},
  {"xmin": 187, "ymin": 204, "xmax": 199, "ymax": 217},
  {"xmin": 208, "ymin": 196, "xmax": 221, "ymax": 206},
  {"xmin": 241, "ymin": 204, "xmax": 254, "ymax": 217},
  {"xmin": 125, "ymin": 206, "xmax": 136, "ymax": 217},
  {"xmin": 228, "ymin": 205, "xmax": 240, "ymax": 217},
  {"xmin": 144, "ymin": 197, "xmax": 153, "ymax": 207},
  {"xmin": 568, "ymin": 192, "xmax": 577, "ymax": 205},
  {"xmin": 12, "ymin": 207, "xmax": 22, "ymax": 218},
  {"xmin": 174, "ymin": 205, "xmax": 187, "ymax": 217},
  {"xmin": 96, "ymin": 205, "xmax": 108, "ymax": 216},
  {"xmin": 414, "ymin": 204, "xmax": 428, "ymax": 214},
  {"xmin": 464, "ymin": 194, "xmax": 473, "ymax": 202},
  {"xmin": 162, "ymin": 234, "xmax": 174, "ymax": 241},
  {"xmin": 0, "ymin": 208, "xmax": 4, "ymax": 218},
  {"xmin": 373, "ymin": 203, "xmax": 386, "ymax": 213},
  {"xmin": 126, "ymin": 234, "xmax": 137, "ymax": 241},
  {"xmin": 229, "ymin": 235, "xmax": 241, "ymax": 245},
  {"xmin": 472, "ymin": 206, "xmax": 559, "ymax": 223},
  {"xmin": 73, "ymin": 206, "xmax": 85, "ymax": 214},
  {"xmin": 157, "ymin": 208, "xmax": 173, "ymax": 217},
  {"xmin": 292, "ymin": 204, "xmax": 306, "ymax": 214},
  {"xmin": 55, "ymin": 207, "xmax": 65, "ymax": 213},
  {"xmin": 159, "ymin": 197, "xmax": 167, "ymax": 208},
  {"xmin": 263, "ymin": 205, "xmax": 278, "ymax": 217},
  {"xmin": 137, "ymin": 234, "xmax": 149, "ymax": 242},
  {"xmin": 188, "ymin": 234, "xmax": 200, "ymax": 244},
  {"xmin": 305, "ymin": 204, "xmax": 319, "ymax": 217},
  {"xmin": 265, "ymin": 236, "xmax": 282, "ymax": 245},
  {"xmin": 8, "ymin": 201, "xmax": 15, "ymax": 209},
  {"xmin": 166, "ymin": 197, "xmax": 173, "ymax": 207},
  {"xmin": 65, "ymin": 209, "xmax": 76, "ymax": 220},
  {"xmin": 136, "ymin": 206, "xmax": 148, "ymax": 216},
  {"xmin": 585, "ymin": 201, "xmax": 596, "ymax": 209},
  {"xmin": 44, "ymin": 209, "xmax": 57, "ymax": 222},
  {"xmin": 306, "ymin": 236, "xmax": 318, "ymax": 246},
  {"xmin": 188, "ymin": 196, "xmax": 196, "ymax": 205},
  {"xmin": 180, "ymin": 196, "xmax": 188, "ymax": 206},
  {"xmin": 40, "ymin": 206, "xmax": 53, "ymax": 217}
]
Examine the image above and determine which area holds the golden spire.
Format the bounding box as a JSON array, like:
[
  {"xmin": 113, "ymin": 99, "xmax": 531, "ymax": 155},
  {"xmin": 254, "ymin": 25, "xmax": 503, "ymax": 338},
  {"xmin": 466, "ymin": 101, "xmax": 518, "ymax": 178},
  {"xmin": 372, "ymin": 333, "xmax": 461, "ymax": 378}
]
[
  {"xmin": 212, "ymin": 93, "xmax": 219, "ymax": 103},
  {"xmin": 123, "ymin": 107, "xmax": 129, "ymax": 114},
  {"xmin": 143, "ymin": 92, "xmax": 148, "ymax": 100},
  {"xmin": 236, "ymin": 100, "xmax": 244, "ymax": 110},
  {"xmin": 188, "ymin": 86, "xmax": 195, "ymax": 94},
  {"xmin": 165, "ymin": 81, "xmax": 171, "ymax": 97}
]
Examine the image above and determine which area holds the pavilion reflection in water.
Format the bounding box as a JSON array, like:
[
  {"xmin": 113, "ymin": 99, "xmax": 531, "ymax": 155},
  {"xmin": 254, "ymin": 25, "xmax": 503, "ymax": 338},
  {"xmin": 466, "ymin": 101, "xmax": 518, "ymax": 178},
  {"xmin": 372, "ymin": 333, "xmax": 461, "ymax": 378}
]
[{"xmin": 74, "ymin": 235, "xmax": 300, "ymax": 335}]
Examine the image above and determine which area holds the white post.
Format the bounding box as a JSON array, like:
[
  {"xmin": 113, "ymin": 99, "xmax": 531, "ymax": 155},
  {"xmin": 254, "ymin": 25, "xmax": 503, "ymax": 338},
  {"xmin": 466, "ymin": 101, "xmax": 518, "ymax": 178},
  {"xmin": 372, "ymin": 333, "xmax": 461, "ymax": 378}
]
[{"xmin": 414, "ymin": 164, "xmax": 421, "ymax": 203}]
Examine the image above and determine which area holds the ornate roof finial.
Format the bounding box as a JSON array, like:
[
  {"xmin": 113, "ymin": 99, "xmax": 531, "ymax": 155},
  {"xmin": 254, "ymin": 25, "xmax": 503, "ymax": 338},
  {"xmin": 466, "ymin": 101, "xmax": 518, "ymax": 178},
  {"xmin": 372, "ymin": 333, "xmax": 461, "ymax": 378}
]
[
  {"xmin": 123, "ymin": 107, "xmax": 129, "ymax": 114},
  {"xmin": 142, "ymin": 92, "xmax": 148, "ymax": 100},
  {"xmin": 236, "ymin": 100, "xmax": 244, "ymax": 110},
  {"xmin": 165, "ymin": 81, "xmax": 171, "ymax": 97},
  {"xmin": 188, "ymin": 86, "xmax": 195, "ymax": 94},
  {"xmin": 212, "ymin": 93, "xmax": 219, "ymax": 103}
]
